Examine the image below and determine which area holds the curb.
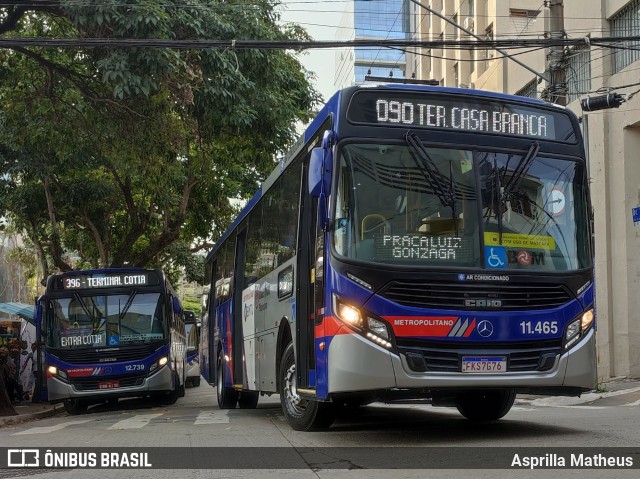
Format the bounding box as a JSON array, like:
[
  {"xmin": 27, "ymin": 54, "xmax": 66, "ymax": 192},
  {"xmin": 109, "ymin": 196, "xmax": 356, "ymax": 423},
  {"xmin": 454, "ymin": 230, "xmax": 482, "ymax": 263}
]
[{"xmin": 0, "ymin": 404, "xmax": 64, "ymax": 427}]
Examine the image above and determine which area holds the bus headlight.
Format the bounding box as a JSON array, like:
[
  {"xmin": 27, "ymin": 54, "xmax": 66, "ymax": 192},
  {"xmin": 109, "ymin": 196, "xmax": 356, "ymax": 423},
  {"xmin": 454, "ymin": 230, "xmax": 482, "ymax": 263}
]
[
  {"xmin": 335, "ymin": 301, "xmax": 363, "ymax": 328},
  {"xmin": 581, "ymin": 309, "xmax": 594, "ymax": 331},
  {"xmin": 333, "ymin": 295, "xmax": 394, "ymax": 349},
  {"xmin": 564, "ymin": 309, "xmax": 594, "ymax": 349},
  {"xmin": 47, "ymin": 365, "xmax": 68, "ymax": 381},
  {"xmin": 150, "ymin": 356, "xmax": 169, "ymax": 373},
  {"xmin": 367, "ymin": 317, "xmax": 390, "ymax": 340}
]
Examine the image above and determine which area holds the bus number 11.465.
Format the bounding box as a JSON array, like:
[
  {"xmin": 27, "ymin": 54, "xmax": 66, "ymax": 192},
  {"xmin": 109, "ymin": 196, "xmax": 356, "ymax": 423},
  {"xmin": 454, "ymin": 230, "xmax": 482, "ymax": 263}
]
[{"xmin": 519, "ymin": 320, "xmax": 558, "ymax": 335}]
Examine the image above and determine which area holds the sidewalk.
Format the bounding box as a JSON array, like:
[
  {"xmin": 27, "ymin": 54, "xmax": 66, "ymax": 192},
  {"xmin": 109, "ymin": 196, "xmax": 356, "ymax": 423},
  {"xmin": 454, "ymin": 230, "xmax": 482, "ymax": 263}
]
[
  {"xmin": 0, "ymin": 401, "xmax": 64, "ymax": 427},
  {"xmin": 517, "ymin": 376, "xmax": 640, "ymax": 407}
]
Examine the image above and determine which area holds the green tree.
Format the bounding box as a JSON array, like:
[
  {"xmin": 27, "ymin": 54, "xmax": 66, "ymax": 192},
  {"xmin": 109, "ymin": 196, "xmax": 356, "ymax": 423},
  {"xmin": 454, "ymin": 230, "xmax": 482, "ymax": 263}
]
[{"xmin": 0, "ymin": 0, "xmax": 320, "ymax": 279}]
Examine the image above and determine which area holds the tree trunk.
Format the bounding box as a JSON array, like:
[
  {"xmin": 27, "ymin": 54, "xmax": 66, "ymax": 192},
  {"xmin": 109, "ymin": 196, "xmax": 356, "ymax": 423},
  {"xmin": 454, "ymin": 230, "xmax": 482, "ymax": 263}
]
[{"xmin": 0, "ymin": 377, "xmax": 18, "ymax": 417}]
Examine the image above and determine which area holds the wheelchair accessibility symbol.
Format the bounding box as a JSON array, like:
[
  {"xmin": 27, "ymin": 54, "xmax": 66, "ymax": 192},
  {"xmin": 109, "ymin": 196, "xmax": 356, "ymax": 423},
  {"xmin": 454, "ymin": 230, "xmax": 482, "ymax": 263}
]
[{"xmin": 484, "ymin": 246, "xmax": 507, "ymax": 269}]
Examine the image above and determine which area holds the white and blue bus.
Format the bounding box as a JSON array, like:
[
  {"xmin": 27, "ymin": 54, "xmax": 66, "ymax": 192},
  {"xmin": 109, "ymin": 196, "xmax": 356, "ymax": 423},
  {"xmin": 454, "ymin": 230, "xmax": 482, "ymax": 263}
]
[
  {"xmin": 200, "ymin": 84, "xmax": 596, "ymax": 430},
  {"xmin": 184, "ymin": 310, "xmax": 201, "ymax": 387},
  {"xmin": 37, "ymin": 268, "xmax": 187, "ymax": 413}
]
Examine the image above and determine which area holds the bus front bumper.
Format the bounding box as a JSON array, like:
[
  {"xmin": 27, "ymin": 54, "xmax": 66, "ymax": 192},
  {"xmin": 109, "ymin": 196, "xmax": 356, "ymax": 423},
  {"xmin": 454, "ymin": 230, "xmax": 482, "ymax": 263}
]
[
  {"xmin": 47, "ymin": 364, "xmax": 174, "ymax": 402},
  {"xmin": 327, "ymin": 329, "xmax": 596, "ymax": 395},
  {"xmin": 187, "ymin": 361, "xmax": 200, "ymax": 379}
]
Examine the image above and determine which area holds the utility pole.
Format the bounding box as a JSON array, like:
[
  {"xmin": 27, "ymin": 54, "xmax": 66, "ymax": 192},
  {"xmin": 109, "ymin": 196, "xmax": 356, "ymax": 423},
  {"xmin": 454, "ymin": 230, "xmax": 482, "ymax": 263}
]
[{"xmin": 545, "ymin": 0, "xmax": 566, "ymax": 105}]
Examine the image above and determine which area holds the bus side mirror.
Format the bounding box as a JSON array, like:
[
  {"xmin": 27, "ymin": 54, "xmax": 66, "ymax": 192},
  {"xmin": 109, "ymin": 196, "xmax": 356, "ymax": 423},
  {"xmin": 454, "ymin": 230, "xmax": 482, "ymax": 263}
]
[
  {"xmin": 308, "ymin": 147, "xmax": 333, "ymax": 199},
  {"xmin": 308, "ymin": 147, "xmax": 324, "ymax": 198},
  {"xmin": 34, "ymin": 299, "xmax": 43, "ymax": 328},
  {"xmin": 172, "ymin": 297, "xmax": 182, "ymax": 315}
]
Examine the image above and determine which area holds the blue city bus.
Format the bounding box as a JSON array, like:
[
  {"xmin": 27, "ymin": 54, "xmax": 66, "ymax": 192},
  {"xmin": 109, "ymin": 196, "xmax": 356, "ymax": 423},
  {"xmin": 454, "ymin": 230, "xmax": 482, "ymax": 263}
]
[
  {"xmin": 184, "ymin": 310, "xmax": 201, "ymax": 387},
  {"xmin": 200, "ymin": 84, "xmax": 596, "ymax": 430},
  {"xmin": 37, "ymin": 268, "xmax": 187, "ymax": 414}
]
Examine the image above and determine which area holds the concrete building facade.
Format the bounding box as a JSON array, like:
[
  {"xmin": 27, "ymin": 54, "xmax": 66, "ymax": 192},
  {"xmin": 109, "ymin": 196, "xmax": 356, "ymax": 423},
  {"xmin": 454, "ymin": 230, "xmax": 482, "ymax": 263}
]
[{"xmin": 407, "ymin": 0, "xmax": 640, "ymax": 380}]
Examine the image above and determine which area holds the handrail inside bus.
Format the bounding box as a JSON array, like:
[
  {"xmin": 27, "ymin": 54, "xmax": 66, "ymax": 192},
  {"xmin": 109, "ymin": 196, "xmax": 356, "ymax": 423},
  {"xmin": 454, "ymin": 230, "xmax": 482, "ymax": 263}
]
[{"xmin": 361, "ymin": 214, "xmax": 390, "ymax": 240}]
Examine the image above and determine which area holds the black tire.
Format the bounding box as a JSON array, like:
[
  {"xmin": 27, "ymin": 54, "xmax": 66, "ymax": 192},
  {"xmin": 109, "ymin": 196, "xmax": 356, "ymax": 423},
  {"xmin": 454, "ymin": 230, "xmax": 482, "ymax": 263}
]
[
  {"xmin": 238, "ymin": 391, "xmax": 259, "ymax": 409},
  {"xmin": 192, "ymin": 377, "xmax": 201, "ymax": 387},
  {"xmin": 159, "ymin": 373, "xmax": 181, "ymax": 405},
  {"xmin": 279, "ymin": 343, "xmax": 334, "ymax": 431},
  {"xmin": 456, "ymin": 389, "xmax": 516, "ymax": 421},
  {"xmin": 64, "ymin": 399, "xmax": 87, "ymax": 415},
  {"xmin": 217, "ymin": 353, "xmax": 238, "ymax": 409}
]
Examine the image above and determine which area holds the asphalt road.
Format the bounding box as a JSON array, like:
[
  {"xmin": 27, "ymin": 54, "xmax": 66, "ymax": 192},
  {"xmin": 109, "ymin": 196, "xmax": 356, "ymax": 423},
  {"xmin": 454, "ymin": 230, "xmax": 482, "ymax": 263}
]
[{"xmin": 1, "ymin": 381, "xmax": 639, "ymax": 479}]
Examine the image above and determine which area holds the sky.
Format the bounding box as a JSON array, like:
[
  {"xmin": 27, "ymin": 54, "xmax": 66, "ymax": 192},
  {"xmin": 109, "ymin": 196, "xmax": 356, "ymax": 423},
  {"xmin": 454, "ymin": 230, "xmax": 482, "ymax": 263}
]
[{"xmin": 278, "ymin": 0, "xmax": 343, "ymax": 103}]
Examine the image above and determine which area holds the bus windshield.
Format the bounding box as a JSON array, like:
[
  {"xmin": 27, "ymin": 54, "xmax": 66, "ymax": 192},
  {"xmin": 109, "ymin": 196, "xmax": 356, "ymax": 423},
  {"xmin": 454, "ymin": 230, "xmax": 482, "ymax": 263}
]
[
  {"xmin": 333, "ymin": 142, "xmax": 591, "ymax": 271},
  {"xmin": 46, "ymin": 292, "xmax": 166, "ymax": 349}
]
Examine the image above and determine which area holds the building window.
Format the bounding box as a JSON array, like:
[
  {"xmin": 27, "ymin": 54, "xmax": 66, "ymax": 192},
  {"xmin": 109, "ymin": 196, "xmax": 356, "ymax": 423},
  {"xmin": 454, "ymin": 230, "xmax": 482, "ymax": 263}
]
[
  {"xmin": 611, "ymin": 0, "xmax": 640, "ymax": 72},
  {"xmin": 516, "ymin": 78, "xmax": 539, "ymax": 99},
  {"xmin": 509, "ymin": 9, "xmax": 540, "ymax": 36},
  {"xmin": 566, "ymin": 46, "xmax": 591, "ymax": 103}
]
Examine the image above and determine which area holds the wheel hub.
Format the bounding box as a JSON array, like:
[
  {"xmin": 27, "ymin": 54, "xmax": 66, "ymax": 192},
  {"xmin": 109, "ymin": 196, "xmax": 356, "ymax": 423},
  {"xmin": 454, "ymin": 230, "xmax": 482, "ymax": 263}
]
[{"xmin": 284, "ymin": 364, "xmax": 303, "ymax": 408}]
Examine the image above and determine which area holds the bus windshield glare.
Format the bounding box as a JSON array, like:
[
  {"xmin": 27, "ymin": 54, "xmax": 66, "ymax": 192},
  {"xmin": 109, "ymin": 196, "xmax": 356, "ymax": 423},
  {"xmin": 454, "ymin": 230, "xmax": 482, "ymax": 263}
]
[
  {"xmin": 46, "ymin": 292, "xmax": 166, "ymax": 349},
  {"xmin": 333, "ymin": 142, "xmax": 591, "ymax": 271}
]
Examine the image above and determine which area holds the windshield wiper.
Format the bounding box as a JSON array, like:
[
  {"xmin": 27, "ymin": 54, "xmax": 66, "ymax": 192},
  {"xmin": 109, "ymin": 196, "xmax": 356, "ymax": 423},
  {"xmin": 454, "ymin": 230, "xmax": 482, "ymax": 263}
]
[
  {"xmin": 488, "ymin": 142, "xmax": 539, "ymax": 244},
  {"xmin": 118, "ymin": 290, "xmax": 137, "ymax": 320},
  {"xmin": 117, "ymin": 290, "xmax": 138, "ymax": 336},
  {"xmin": 500, "ymin": 141, "xmax": 540, "ymax": 205},
  {"xmin": 405, "ymin": 132, "xmax": 459, "ymax": 234},
  {"xmin": 492, "ymin": 158, "xmax": 504, "ymax": 243},
  {"xmin": 73, "ymin": 293, "xmax": 102, "ymax": 333}
]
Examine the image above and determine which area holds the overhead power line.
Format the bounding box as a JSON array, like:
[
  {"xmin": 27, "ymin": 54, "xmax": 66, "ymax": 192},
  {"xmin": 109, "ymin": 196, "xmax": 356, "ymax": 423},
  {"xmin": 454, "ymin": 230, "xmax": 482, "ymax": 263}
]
[{"xmin": 1, "ymin": 35, "xmax": 639, "ymax": 50}]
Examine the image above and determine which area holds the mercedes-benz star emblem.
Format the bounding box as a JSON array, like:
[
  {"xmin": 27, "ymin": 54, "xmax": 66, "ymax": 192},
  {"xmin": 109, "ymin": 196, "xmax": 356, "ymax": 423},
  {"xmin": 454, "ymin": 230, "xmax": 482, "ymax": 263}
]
[{"xmin": 477, "ymin": 320, "xmax": 494, "ymax": 338}]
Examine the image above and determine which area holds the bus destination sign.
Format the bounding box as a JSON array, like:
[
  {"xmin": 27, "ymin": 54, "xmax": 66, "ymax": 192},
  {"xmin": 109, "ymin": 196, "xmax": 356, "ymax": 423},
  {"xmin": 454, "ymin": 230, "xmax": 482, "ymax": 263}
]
[
  {"xmin": 61, "ymin": 273, "xmax": 149, "ymax": 290},
  {"xmin": 347, "ymin": 91, "xmax": 575, "ymax": 142}
]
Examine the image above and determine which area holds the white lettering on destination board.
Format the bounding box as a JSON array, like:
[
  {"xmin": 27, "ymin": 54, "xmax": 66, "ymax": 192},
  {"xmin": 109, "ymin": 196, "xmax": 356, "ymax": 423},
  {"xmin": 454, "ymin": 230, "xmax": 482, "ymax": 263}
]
[
  {"xmin": 380, "ymin": 235, "xmax": 463, "ymax": 260},
  {"xmin": 60, "ymin": 333, "xmax": 104, "ymax": 347},
  {"xmin": 375, "ymin": 99, "xmax": 549, "ymax": 138}
]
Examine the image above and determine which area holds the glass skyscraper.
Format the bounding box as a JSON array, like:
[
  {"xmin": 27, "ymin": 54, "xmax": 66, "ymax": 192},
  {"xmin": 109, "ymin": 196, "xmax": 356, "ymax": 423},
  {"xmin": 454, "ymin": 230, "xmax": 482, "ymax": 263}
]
[{"xmin": 335, "ymin": 0, "xmax": 410, "ymax": 87}]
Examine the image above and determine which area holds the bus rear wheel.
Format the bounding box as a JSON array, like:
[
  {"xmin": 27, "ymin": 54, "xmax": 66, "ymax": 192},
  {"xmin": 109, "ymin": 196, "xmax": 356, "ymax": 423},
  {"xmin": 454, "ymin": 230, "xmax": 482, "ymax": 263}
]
[
  {"xmin": 280, "ymin": 343, "xmax": 334, "ymax": 431},
  {"xmin": 217, "ymin": 353, "xmax": 238, "ymax": 409},
  {"xmin": 456, "ymin": 389, "xmax": 516, "ymax": 421}
]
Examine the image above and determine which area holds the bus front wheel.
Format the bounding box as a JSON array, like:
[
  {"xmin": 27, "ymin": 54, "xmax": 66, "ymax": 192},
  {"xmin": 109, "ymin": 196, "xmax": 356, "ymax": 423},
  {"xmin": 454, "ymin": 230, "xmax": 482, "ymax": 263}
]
[
  {"xmin": 64, "ymin": 399, "xmax": 87, "ymax": 415},
  {"xmin": 456, "ymin": 389, "xmax": 516, "ymax": 421},
  {"xmin": 280, "ymin": 343, "xmax": 334, "ymax": 431},
  {"xmin": 159, "ymin": 373, "xmax": 181, "ymax": 405},
  {"xmin": 217, "ymin": 353, "xmax": 238, "ymax": 409}
]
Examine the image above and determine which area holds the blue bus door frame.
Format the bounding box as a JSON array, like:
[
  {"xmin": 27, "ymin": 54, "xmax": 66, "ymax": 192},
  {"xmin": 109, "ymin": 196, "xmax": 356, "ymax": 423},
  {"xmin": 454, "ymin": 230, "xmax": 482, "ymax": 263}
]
[
  {"xmin": 34, "ymin": 298, "xmax": 47, "ymax": 402},
  {"xmin": 232, "ymin": 228, "xmax": 248, "ymax": 389},
  {"xmin": 205, "ymin": 259, "xmax": 218, "ymax": 384},
  {"xmin": 297, "ymin": 160, "xmax": 323, "ymax": 390}
]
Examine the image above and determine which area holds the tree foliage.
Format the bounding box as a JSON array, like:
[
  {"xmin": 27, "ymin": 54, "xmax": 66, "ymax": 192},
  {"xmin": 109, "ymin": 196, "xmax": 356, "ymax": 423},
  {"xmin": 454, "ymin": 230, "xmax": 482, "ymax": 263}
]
[{"xmin": 0, "ymin": 0, "xmax": 320, "ymax": 283}]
